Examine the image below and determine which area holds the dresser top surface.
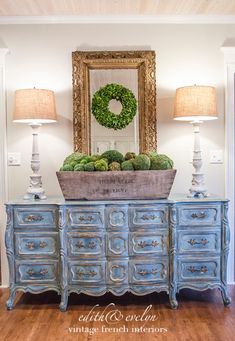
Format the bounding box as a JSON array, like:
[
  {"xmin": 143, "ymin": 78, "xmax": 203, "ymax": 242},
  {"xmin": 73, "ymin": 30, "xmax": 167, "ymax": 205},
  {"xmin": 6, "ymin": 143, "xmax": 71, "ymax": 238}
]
[{"xmin": 6, "ymin": 194, "xmax": 228, "ymax": 206}]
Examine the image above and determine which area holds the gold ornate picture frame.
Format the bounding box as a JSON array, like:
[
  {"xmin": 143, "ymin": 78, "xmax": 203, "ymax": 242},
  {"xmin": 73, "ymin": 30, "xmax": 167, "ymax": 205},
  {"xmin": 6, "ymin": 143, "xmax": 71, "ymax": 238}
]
[{"xmin": 72, "ymin": 50, "xmax": 157, "ymax": 154}]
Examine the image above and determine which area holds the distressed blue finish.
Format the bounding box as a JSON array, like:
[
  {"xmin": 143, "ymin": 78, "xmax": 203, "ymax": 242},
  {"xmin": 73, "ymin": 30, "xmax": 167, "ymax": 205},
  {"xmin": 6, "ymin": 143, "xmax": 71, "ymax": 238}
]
[
  {"xmin": 67, "ymin": 206, "xmax": 104, "ymax": 229},
  {"xmin": 13, "ymin": 207, "xmax": 57, "ymax": 228},
  {"xmin": 130, "ymin": 232, "xmax": 167, "ymax": 255},
  {"xmin": 16, "ymin": 261, "xmax": 58, "ymax": 283},
  {"xmin": 5, "ymin": 196, "xmax": 231, "ymax": 311},
  {"xmin": 169, "ymin": 203, "xmax": 178, "ymax": 309},
  {"xmin": 68, "ymin": 232, "xmax": 104, "ymax": 257},
  {"xmin": 129, "ymin": 205, "xmax": 168, "ymax": 229},
  {"xmin": 177, "ymin": 230, "xmax": 220, "ymax": 253},
  {"xmin": 69, "ymin": 261, "xmax": 105, "ymax": 284},
  {"xmin": 178, "ymin": 258, "xmax": 220, "ymax": 281},
  {"xmin": 15, "ymin": 232, "xmax": 58, "ymax": 257},
  {"xmin": 107, "ymin": 260, "xmax": 128, "ymax": 284},
  {"xmin": 107, "ymin": 232, "xmax": 128, "ymax": 257},
  {"xmin": 130, "ymin": 259, "xmax": 168, "ymax": 283},
  {"xmin": 178, "ymin": 205, "xmax": 220, "ymax": 226}
]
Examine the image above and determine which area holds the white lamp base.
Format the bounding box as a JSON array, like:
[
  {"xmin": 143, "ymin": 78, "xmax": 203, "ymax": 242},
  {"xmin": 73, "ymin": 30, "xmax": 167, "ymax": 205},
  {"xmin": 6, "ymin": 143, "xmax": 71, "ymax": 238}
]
[
  {"xmin": 188, "ymin": 172, "xmax": 209, "ymax": 198},
  {"xmin": 24, "ymin": 123, "xmax": 47, "ymax": 200},
  {"xmin": 24, "ymin": 174, "xmax": 46, "ymax": 200},
  {"xmin": 188, "ymin": 121, "xmax": 209, "ymax": 198}
]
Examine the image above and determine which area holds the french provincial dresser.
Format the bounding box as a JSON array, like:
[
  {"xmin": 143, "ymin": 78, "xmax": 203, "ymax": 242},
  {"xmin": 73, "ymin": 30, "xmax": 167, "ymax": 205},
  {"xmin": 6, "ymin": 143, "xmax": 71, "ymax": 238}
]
[{"xmin": 5, "ymin": 195, "xmax": 231, "ymax": 311}]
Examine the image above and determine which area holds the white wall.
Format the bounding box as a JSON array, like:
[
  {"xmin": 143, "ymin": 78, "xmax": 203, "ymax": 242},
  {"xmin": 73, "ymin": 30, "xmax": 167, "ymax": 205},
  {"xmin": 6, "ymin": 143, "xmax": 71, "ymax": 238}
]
[{"xmin": 0, "ymin": 23, "xmax": 235, "ymax": 285}]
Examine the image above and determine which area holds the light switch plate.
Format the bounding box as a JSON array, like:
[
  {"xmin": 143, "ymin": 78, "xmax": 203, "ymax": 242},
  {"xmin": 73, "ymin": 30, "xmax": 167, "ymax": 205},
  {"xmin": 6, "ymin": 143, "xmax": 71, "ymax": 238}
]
[
  {"xmin": 8, "ymin": 152, "xmax": 21, "ymax": 166},
  {"xmin": 210, "ymin": 150, "xmax": 223, "ymax": 164}
]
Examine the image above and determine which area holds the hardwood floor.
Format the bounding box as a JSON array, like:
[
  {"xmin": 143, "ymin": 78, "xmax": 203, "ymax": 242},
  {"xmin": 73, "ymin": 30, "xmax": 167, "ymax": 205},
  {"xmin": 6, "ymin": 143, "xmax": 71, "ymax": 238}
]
[{"xmin": 0, "ymin": 287, "xmax": 234, "ymax": 341}]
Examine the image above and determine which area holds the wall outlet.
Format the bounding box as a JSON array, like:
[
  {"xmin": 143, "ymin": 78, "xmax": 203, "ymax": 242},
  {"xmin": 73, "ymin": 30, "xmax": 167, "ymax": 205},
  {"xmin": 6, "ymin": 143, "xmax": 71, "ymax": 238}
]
[
  {"xmin": 8, "ymin": 152, "xmax": 21, "ymax": 166},
  {"xmin": 210, "ymin": 150, "xmax": 223, "ymax": 164}
]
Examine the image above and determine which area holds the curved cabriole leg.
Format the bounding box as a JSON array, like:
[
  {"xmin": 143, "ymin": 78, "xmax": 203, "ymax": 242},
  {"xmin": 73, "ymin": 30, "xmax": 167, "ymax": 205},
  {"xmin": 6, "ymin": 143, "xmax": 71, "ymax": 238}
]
[
  {"xmin": 60, "ymin": 290, "xmax": 68, "ymax": 312},
  {"xmin": 6, "ymin": 288, "xmax": 16, "ymax": 310},
  {"xmin": 169, "ymin": 290, "xmax": 178, "ymax": 309},
  {"xmin": 219, "ymin": 286, "xmax": 231, "ymax": 307}
]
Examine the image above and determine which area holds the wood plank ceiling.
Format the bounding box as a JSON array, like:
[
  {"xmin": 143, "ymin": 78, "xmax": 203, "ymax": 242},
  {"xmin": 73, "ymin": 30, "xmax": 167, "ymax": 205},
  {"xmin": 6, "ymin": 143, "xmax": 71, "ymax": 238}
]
[{"xmin": 0, "ymin": 0, "xmax": 235, "ymax": 16}]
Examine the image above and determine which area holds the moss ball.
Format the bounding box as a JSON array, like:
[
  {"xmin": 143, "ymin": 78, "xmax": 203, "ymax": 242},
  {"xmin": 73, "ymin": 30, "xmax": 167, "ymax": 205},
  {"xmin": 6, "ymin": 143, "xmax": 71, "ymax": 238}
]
[
  {"xmin": 60, "ymin": 164, "xmax": 74, "ymax": 171},
  {"xmin": 74, "ymin": 164, "xmax": 85, "ymax": 171},
  {"xmin": 91, "ymin": 154, "xmax": 100, "ymax": 162},
  {"xmin": 150, "ymin": 154, "xmax": 174, "ymax": 170},
  {"xmin": 79, "ymin": 156, "xmax": 93, "ymax": 165},
  {"xmin": 147, "ymin": 151, "xmax": 158, "ymax": 158},
  {"xmin": 124, "ymin": 152, "xmax": 136, "ymax": 160},
  {"xmin": 109, "ymin": 162, "xmax": 121, "ymax": 171},
  {"xmin": 94, "ymin": 159, "xmax": 108, "ymax": 171},
  {"xmin": 101, "ymin": 150, "xmax": 124, "ymax": 164},
  {"xmin": 121, "ymin": 160, "xmax": 134, "ymax": 171},
  {"xmin": 132, "ymin": 154, "xmax": 150, "ymax": 170},
  {"xmin": 84, "ymin": 162, "xmax": 95, "ymax": 172},
  {"xmin": 63, "ymin": 152, "xmax": 85, "ymax": 166}
]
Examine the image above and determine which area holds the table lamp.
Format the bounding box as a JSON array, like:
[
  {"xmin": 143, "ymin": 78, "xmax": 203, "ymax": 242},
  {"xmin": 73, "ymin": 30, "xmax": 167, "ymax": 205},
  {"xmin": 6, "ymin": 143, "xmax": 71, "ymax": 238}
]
[
  {"xmin": 13, "ymin": 88, "xmax": 57, "ymax": 200},
  {"xmin": 173, "ymin": 85, "xmax": 218, "ymax": 197}
]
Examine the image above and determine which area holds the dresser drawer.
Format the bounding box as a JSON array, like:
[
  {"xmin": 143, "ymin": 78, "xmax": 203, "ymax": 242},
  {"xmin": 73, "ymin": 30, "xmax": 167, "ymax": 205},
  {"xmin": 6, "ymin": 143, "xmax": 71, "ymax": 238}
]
[
  {"xmin": 106, "ymin": 205, "xmax": 128, "ymax": 229},
  {"xmin": 130, "ymin": 259, "xmax": 168, "ymax": 284},
  {"xmin": 129, "ymin": 232, "xmax": 168, "ymax": 255},
  {"xmin": 178, "ymin": 205, "xmax": 221, "ymax": 226},
  {"xmin": 68, "ymin": 261, "xmax": 105, "ymax": 285},
  {"xmin": 178, "ymin": 230, "xmax": 220, "ymax": 254},
  {"xmin": 178, "ymin": 258, "xmax": 220, "ymax": 281},
  {"xmin": 15, "ymin": 232, "xmax": 58, "ymax": 257},
  {"xmin": 129, "ymin": 205, "xmax": 168, "ymax": 230},
  {"xmin": 67, "ymin": 206, "xmax": 104, "ymax": 229},
  {"xmin": 107, "ymin": 232, "xmax": 128, "ymax": 257},
  {"xmin": 107, "ymin": 260, "xmax": 128, "ymax": 284},
  {"xmin": 14, "ymin": 207, "xmax": 57, "ymax": 229},
  {"xmin": 15, "ymin": 261, "xmax": 58, "ymax": 283},
  {"xmin": 67, "ymin": 232, "xmax": 104, "ymax": 258}
]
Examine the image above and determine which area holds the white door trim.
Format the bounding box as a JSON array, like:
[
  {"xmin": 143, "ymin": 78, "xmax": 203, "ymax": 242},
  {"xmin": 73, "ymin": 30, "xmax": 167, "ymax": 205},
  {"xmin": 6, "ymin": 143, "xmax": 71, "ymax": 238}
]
[
  {"xmin": 0, "ymin": 48, "xmax": 9, "ymax": 286},
  {"xmin": 221, "ymin": 46, "xmax": 235, "ymax": 284}
]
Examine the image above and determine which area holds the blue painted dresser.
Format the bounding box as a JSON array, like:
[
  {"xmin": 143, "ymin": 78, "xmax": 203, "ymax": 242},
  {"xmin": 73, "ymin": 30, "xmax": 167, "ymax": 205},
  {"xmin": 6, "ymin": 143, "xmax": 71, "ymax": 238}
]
[{"xmin": 5, "ymin": 196, "xmax": 231, "ymax": 311}]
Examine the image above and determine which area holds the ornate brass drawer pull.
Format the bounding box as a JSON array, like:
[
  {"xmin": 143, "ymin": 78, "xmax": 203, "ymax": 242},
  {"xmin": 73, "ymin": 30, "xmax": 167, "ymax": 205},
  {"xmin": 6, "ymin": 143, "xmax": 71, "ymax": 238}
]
[
  {"xmin": 24, "ymin": 214, "xmax": 44, "ymax": 222},
  {"xmin": 76, "ymin": 269, "xmax": 97, "ymax": 277},
  {"xmin": 141, "ymin": 214, "xmax": 156, "ymax": 221},
  {"xmin": 26, "ymin": 241, "xmax": 48, "ymax": 250},
  {"xmin": 76, "ymin": 241, "xmax": 84, "ymax": 248},
  {"xmin": 27, "ymin": 268, "xmax": 48, "ymax": 276},
  {"xmin": 76, "ymin": 241, "xmax": 96, "ymax": 249},
  {"xmin": 138, "ymin": 240, "xmax": 159, "ymax": 248},
  {"xmin": 88, "ymin": 241, "xmax": 96, "ymax": 249},
  {"xmin": 188, "ymin": 266, "xmax": 208, "ymax": 274},
  {"xmin": 138, "ymin": 268, "xmax": 158, "ymax": 276},
  {"xmin": 187, "ymin": 238, "xmax": 209, "ymax": 246},
  {"xmin": 79, "ymin": 215, "xmax": 94, "ymax": 222},
  {"xmin": 191, "ymin": 211, "xmax": 206, "ymax": 219}
]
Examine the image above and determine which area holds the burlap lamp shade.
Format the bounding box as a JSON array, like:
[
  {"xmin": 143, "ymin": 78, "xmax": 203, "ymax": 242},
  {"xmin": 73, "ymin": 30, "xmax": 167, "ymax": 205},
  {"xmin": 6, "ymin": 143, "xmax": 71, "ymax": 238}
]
[
  {"xmin": 173, "ymin": 84, "xmax": 218, "ymax": 198},
  {"xmin": 13, "ymin": 88, "xmax": 57, "ymax": 200},
  {"xmin": 173, "ymin": 85, "xmax": 218, "ymax": 121},
  {"xmin": 13, "ymin": 88, "xmax": 57, "ymax": 123}
]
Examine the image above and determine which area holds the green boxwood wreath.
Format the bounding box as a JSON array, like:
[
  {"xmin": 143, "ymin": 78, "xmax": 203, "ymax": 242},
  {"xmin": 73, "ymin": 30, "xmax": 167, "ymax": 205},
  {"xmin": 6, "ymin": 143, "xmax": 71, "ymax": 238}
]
[{"xmin": 91, "ymin": 83, "xmax": 137, "ymax": 130}]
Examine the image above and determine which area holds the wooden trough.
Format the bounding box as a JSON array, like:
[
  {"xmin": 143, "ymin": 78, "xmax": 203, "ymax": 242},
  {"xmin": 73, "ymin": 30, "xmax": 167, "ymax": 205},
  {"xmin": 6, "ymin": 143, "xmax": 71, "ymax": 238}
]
[{"xmin": 56, "ymin": 169, "xmax": 176, "ymax": 200}]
